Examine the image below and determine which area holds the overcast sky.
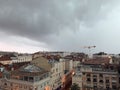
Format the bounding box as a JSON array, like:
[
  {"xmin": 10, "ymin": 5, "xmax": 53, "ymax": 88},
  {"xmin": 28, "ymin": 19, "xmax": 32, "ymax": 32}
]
[{"xmin": 0, "ymin": 0, "xmax": 120, "ymax": 53}]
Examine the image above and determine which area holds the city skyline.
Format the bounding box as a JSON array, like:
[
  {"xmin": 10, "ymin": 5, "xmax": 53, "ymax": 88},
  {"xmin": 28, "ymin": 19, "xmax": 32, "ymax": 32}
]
[{"xmin": 0, "ymin": 0, "xmax": 120, "ymax": 53}]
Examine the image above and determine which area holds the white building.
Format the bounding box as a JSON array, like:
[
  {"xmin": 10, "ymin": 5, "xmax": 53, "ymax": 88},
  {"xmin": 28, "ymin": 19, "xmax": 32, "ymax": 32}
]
[
  {"xmin": 0, "ymin": 54, "xmax": 32, "ymax": 65},
  {"xmin": 0, "ymin": 55, "xmax": 12, "ymax": 65},
  {"xmin": 49, "ymin": 59, "xmax": 65, "ymax": 90},
  {"xmin": 72, "ymin": 63, "xmax": 83, "ymax": 90},
  {"xmin": 11, "ymin": 54, "xmax": 32, "ymax": 63}
]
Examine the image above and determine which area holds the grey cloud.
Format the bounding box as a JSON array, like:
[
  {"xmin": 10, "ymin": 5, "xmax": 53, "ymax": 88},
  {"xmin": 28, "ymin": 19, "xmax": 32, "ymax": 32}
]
[
  {"xmin": 0, "ymin": 0, "xmax": 119, "ymax": 52},
  {"xmin": 0, "ymin": 0, "xmax": 115, "ymax": 37}
]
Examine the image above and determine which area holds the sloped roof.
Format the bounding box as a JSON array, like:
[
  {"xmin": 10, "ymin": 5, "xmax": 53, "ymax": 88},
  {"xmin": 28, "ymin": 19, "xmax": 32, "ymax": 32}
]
[
  {"xmin": 83, "ymin": 57, "xmax": 110, "ymax": 65},
  {"xmin": 20, "ymin": 64, "xmax": 44, "ymax": 73},
  {"xmin": 11, "ymin": 64, "xmax": 48, "ymax": 76},
  {"xmin": 0, "ymin": 55, "xmax": 12, "ymax": 61}
]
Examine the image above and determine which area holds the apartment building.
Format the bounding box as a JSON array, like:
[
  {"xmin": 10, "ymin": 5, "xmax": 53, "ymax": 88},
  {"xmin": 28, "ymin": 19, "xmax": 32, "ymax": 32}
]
[
  {"xmin": 11, "ymin": 54, "xmax": 32, "ymax": 63},
  {"xmin": 60, "ymin": 58, "xmax": 75, "ymax": 90},
  {"xmin": 31, "ymin": 56, "xmax": 66, "ymax": 90},
  {"xmin": 80, "ymin": 57, "xmax": 120, "ymax": 90},
  {"xmin": 0, "ymin": 55, "xmax": 12, "ymax": 65},
  {"xmin": 0, "ymin": 54, "xmax": 74, "ymax": 90},
  {"xmin": 0, "ymin": 64, "xmax": 51, "ymax": 90},
  {"xmin": 49, "ymin": 59, "xmax": 65, "ymax": 90},
  {"xmin": 72, "ymin": 64, "xmax": 83, "ymax": 90},
  {"xmin": 0, "ymin": 54, "xmax": 32, "ymax": 65}
]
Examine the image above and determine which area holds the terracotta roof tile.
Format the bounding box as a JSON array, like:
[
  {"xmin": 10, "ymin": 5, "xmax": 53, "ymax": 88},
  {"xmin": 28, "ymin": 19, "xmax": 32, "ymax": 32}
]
[
  {"xmin": 0, "ymin": 55, "xmax": 12, "ymax": 61},
  {"xmin": 83, "ymin": 57, "xmax": 110, "ymax": 65}
]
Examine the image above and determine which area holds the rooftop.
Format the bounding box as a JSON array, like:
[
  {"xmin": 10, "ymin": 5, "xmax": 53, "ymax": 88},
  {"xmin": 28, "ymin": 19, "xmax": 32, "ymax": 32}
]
[
  {"xmin": 0, "ymin": 55, "xmax": 12, "ymax": 61},
  {"xmin": 83, "ymin": 57, "xmax": 110, "ymax": 65},
  {"xmin": 11, "ymin": 64, "xmax": 48, "ymax": 76},
  {"xmin": 20, "ymin": 64, "xmax": 44, "ymax": 73}
]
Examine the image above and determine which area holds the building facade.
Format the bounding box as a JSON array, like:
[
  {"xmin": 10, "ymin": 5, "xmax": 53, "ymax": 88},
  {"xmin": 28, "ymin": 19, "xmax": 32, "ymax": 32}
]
[
  {"xmin": 0, "ymin": 64, "xmax": 51, "ymax": 90},
  {"xmin": 80, "ymin": 58, "xmax": 120, "ymax": 90}
]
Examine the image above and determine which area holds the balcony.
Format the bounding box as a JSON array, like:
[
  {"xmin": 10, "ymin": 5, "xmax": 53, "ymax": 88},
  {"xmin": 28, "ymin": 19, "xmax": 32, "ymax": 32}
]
[
  {"xmin": 93, "ymin": 69, "xmax": 118, "ymax": 74},
  {"xmin": 112, "ymin": 82, "xmax": 117, "ymax": 86},
  {"xmin": 93, "ymin": 78, "xmax": 97, "ymax": 83},
  {"xmin": 112, "ymin": 80, "xmax": 117, "ymax": 83},
  {"xmin": 84, "ymin": 85, "xmax": 93, "ymax": 89}
]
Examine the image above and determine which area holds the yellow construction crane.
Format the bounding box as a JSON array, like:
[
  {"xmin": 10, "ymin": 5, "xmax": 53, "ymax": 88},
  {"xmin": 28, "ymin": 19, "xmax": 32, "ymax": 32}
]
[
  {"xmin": 83, "ymin": 45, "xmax": 96, "ymax": 58},
  {"xmin": 84, "ymin": 46, "xmax": 96, "ymax": 49}
]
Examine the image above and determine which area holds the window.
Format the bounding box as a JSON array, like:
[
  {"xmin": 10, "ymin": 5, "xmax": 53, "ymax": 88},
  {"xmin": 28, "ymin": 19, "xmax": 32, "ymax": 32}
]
[
  {"xmin": 29, "ymin": 87, "xmax": 32, "ymax": 90},
  {"xmin": 53, "ymin": 69, "xmax": 55, "ymax": 73},
  {"xmin": 87, "ymin": 78, "xmax": 91, "ymax": 82},
  {"xmin": 86, "ymin": 74, "xmax": 90, "ymax": 77},
  {"xmin": 44, "ymin": 82, "xmax": 46, "ymax": 86},
  {"xmin": 56, "ymin": 68, "xmax": 58, "ymax": 72},
  {"xmin": 93, "ymin": 75, "xmax": 97, "ymax": 78},
  {"xmin": 47, "ymin": 82, "xmax": 49, "ymax": 84},
  {"xmin": 112, "ymin": 82, "xmax": 117, "ymax": 85},
  {"xmin": 106, "ymin": 85, "xmax": 110, "ymax": 90},
  {"xmin": 83, "ymin": 73, "xmax": 85, "ymax": 75},
  {"xmin": 99, "ymin": 80, "xmax": 103, "ymax": 83},
  {"xmin": 4, "ymin": 83, "xmax": 7, "ymax": 86},
  {"xmin": 19, "ymin": 84, "xmax": 22, "ymax": 88},
  {"xmin": 35, "ymin": 87, "xmax": 37, "ymax": 90},
  {"xmin": 87, "ymin": 89, "xmax": 90, "ymax": 90},
  {"xmin": 106, "ymin": 80, "xmax": 109, "ymax": 83},
  {"xmin": 110, "ymin": 66, "xmax": 113, "ymax": 70},
  {"xmin": 93, "ymin": 86, "xmax": 97, "ymax": 90},
  {"xmin": 24, "ymin": 85, "xmax": 27, "ymax": 89},
  {"xmin": 112, "ymin": 77, "xmax": 116, "ymax": 80},
  {"xmin": 112, "ymin": 85, "xmax": 117, "ymax": 89},
  {"xmin": 41, "ymin": 85, "xmax": 43, "ymax": 88},
  {"xmin": 99, "ymin": 74, "xmax": 103, "ymax": 77},
  {"xmin": 119, "ymin": 77, "xmax": 120, "ymax": 83},
  {"xmin": 29, "ymin": 77, "xmax": 34, "ymax": 82},
  {"xmin": 24, "ymin": 76, "xmax": 28, "ymax": 81},
  {"xmin": 10, "ymin": 83, "xmax": 12, "ymax": 86},
  {"xmin": 93, "ymin": 78, "xmax": 97, "ymax": 82}
]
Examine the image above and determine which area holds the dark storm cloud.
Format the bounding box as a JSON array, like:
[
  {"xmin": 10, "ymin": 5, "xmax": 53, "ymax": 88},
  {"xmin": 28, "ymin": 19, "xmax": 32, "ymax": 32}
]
[
  {"xmin": 0, "ymin": 0, "xmax": 119, "ymax": 52},
  {"xmin": 0, "ymin": 0, "xmax": 114, "ymax": 38}
]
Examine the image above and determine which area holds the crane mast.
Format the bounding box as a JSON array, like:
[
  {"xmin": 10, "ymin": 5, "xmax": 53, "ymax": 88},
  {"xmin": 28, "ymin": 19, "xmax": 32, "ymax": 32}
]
[{"xmin": 84, "ymin": 45, "xmax": 96, "ymax": 58}]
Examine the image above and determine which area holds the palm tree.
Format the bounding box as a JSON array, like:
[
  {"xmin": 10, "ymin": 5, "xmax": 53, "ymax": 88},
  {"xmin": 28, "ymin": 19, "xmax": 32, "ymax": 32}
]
[{"xmin": 71, "ymin": 83, "xmax": 80, "ymax": 90}]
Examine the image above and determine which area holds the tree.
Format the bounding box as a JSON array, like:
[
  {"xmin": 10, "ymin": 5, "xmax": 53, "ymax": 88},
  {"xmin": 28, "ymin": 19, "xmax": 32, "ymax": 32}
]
[{"xmin": 71, "ymin": 83, "xmax": 80, "ymax": 90}]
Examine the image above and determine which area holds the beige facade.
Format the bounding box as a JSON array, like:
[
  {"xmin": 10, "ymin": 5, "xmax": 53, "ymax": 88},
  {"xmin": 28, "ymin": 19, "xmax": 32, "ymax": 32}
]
[
  {"xmin": 50, "ymin": 61, "xmax": 64, "ymax": 89},
  {"xmin": 73, "ymin": 61, "xmax": 80, "ymax": 68},
  {"xmin": 1, "ymin": 78, "xmax": 50, "ymax": 90},
  {"xmin": 82, "ymin": 72, "xmax": 119, "ymax": 90},
  {"xmin": 72, "ymin": 56, "xmax": 120, "ymax": 90},
  {"xmin": 72, "ymin": 74, "xmax": 82, "ymax": 90},
  {"xmin": 31, "ymin": 57, "xmax": 66, "ymax": 90},
  {"xmin": 0, "ymin": 60, "xmax": 12, "ymax": 65},
  {"xmin": 0, "ymin": 64, "xmax": 51, "ymax": 90}
]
